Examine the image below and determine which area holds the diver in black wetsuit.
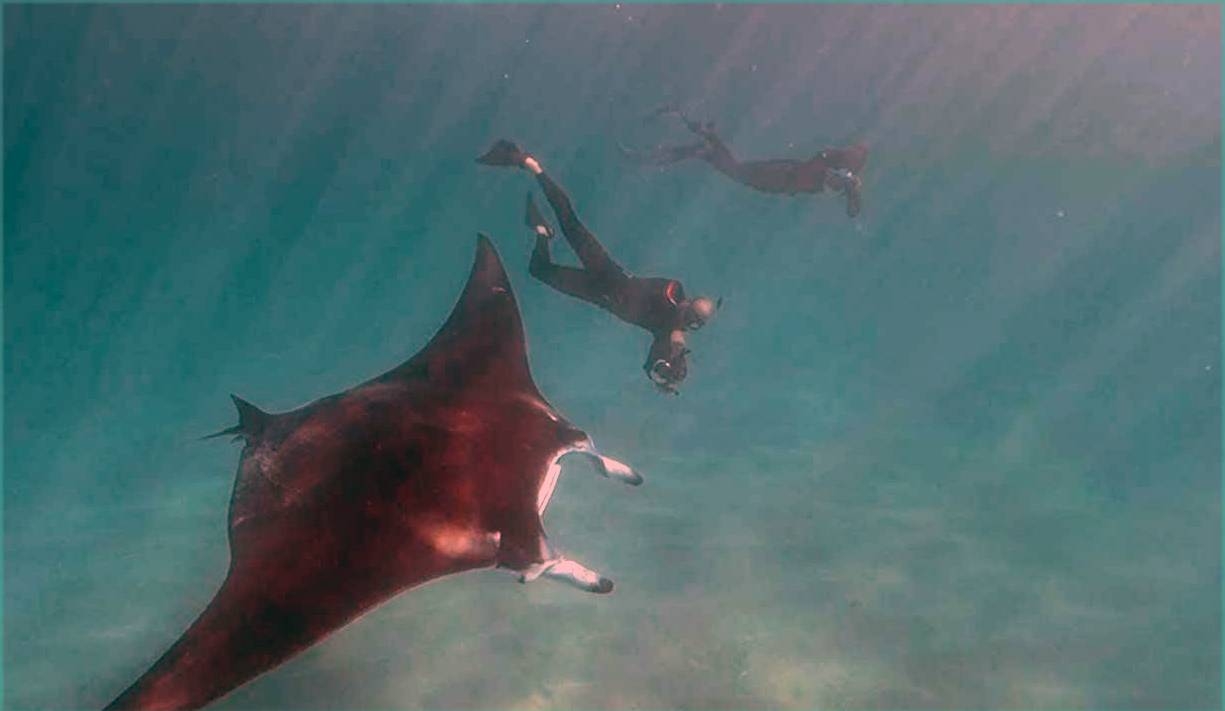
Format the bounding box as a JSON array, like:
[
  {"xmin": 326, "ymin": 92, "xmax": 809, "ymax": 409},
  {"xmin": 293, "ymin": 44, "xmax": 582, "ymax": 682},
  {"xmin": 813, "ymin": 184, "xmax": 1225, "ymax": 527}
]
[
  {"xmin": 477, "ymin": 139, "xmax": 719, "ymax": 395},
  {"xmin": 621, "ymin": 107, "xmax": 868, "ymax": 218}
]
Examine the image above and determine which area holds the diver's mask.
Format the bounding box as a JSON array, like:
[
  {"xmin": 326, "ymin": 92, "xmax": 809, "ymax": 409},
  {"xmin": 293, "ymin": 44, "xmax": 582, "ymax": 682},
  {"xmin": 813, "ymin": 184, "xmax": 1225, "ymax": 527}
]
[
  {"xmin": 827, "ymin": 168, "xmax": 858, "ymax": 193},
  {"xmin": 648, "ymin": 354, "xmax": 688, "ymax": 394},
  {"xmin": 648, "ymin": 361, "xmax": 679, "ymax": 394},
  {"xmin": 684, "ymin": 312, "xmax": 707, "ymax": 331},
  {"xmin": 648, "ymin": 360, "xmax": 672, "ymax": 384}
]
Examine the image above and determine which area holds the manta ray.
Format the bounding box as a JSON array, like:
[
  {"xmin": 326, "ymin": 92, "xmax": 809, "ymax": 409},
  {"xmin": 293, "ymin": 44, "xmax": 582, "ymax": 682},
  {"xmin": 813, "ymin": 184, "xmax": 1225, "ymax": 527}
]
[{"xmin": 104, "ymin": 235, "xmax": 642, "ymax": 710}]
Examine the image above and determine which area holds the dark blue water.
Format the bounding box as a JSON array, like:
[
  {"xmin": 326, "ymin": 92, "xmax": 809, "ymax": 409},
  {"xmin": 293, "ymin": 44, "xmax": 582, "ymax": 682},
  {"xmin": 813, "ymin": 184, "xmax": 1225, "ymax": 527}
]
[{"xmin": 5, "ymin": 4, "xmax": 1221, "ymax": 709}]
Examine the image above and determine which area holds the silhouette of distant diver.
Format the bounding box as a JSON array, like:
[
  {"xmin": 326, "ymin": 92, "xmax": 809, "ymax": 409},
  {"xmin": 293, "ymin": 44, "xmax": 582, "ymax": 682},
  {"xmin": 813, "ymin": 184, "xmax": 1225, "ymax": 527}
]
[{"xmin": 621, "ymin": 106, "xmax": 868, "ymax": 218}]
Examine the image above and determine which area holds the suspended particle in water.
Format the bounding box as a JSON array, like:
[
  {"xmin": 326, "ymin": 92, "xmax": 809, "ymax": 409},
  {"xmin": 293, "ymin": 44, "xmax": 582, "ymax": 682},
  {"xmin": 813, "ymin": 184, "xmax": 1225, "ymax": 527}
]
[{"xmin": 1056, "ymin": 209, "xmax": 1066, "ymax": 218}]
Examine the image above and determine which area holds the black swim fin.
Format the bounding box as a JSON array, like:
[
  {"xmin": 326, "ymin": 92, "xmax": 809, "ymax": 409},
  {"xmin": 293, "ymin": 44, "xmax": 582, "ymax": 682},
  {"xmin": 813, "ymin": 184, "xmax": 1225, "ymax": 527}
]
[{"xmin": 476, "ymin": 139, "xmax": 527, "ymax": 167}]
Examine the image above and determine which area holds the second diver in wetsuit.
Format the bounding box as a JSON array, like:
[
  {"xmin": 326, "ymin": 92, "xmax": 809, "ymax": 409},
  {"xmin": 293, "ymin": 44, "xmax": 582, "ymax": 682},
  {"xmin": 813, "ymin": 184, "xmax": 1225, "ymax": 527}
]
[
  {"xmin": 621, "ymin": 107, "xmax": 869, "ymax": 218},
  {"xmin": 477, "ymin": 139, "xmax": 720, "ymax": 395}
]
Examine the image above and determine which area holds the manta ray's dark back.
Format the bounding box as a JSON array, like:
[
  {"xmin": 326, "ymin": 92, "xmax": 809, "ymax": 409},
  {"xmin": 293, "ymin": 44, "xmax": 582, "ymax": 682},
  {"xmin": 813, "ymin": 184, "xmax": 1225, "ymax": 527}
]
[{"xmin": 104, "ymin": 235, "xmax": 590, "ymax": 710}]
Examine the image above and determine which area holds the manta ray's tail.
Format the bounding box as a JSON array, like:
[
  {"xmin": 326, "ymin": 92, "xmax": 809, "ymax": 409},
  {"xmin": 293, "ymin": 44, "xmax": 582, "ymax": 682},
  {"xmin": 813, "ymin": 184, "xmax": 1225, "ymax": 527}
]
[{"xmin": 202, "ymin": 395, "xmax": 270, "ymax": 441}]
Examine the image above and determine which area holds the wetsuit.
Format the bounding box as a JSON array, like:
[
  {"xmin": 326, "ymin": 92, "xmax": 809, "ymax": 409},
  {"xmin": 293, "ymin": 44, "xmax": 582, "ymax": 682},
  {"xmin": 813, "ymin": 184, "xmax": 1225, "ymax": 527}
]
[
  {"xmin": 527, "ymin": 172, "xmax": 690, "ymax": 382},
  {"xmin": 623, "ymin": 112, "xmax": 868, "ymax": 216}
]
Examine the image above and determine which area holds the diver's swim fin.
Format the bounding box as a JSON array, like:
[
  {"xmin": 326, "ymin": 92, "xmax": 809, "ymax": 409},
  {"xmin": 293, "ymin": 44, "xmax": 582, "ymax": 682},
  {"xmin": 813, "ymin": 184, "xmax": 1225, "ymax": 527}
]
[{"xmin": 476, "ymin": 139, "xmax": 527, "ymax": 167}]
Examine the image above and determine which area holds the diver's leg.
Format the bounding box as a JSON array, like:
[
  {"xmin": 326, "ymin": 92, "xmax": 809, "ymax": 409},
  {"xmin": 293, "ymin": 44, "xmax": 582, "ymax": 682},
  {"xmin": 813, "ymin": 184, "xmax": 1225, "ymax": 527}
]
[
  {"xmin": 697, "ymin": 132, "xmax": 739, "ymax": 175},
  {"xmin": 667, "ymin": 112, "xmax": 738, "ymax": 168},
  {"xmin": 529, "ymin": 237, "xmax": 611, "ymax": 307},
  {"xmin": 524, "ymin": 192, "xmax": 554, "ymax": 238},
  {"xmin": 657, "ymin": 106, "xmax": 711, "ymax": 139},
  {"xmin": 619, "ymin": 140, "xmax": 710, "ymax": 167},
  {"xmin": 651, "ymin": 107, "xmax": 738, "ymax": 164},
  {"xmin": 529, "ymin": 166, "xmax": 626, "ymax": 279},
  {"xmin": 479, "ymin": 139, "xmax": 626, "ymax": 277}
]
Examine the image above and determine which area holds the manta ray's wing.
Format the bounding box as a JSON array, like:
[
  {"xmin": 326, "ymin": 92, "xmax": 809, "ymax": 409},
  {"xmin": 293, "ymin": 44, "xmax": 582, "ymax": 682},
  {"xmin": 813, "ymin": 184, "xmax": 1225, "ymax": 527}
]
[
  {"xmin": 105, "ymin": 236, "xmax": 586, "ymax": 711},
  {"xmin": 103, "ymin": 519, "xmax": 495, "ymax": 711},
  {"xmin": 378, "ymin": 233, "xmax": 539, "ymax": 397},
  {"xmin": 218, "ymin": 233, "xmax": 559, "ymax": 541}
]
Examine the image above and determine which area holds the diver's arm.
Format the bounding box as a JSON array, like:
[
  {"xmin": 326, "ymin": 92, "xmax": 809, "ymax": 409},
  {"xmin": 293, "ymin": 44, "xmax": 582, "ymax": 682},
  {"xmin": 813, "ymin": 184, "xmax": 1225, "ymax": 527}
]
[
  {"xmin": 846, "ymin": 184, "xmax": 862, "ymax": 218},
  {"xmin": 644, "ymin": 331, "xmax": 688, "ymax": 394}
]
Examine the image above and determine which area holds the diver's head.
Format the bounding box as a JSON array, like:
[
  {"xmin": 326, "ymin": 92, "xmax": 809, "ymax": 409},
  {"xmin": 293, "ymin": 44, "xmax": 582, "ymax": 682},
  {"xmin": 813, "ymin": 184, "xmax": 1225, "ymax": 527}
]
[
  {"xmin": 683, "ymin": 296, "xmax": 721, "ymax": 331},
  {"xmin": 825, "ymin": 168, "xmax": 859, "ymax": 194}
]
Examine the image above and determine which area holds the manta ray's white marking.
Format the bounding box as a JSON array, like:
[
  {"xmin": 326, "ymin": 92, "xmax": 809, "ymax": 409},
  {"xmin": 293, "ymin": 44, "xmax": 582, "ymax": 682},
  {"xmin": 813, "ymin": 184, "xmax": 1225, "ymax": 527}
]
[
  {"xmin": 535, "ymin": 438, "xmax": 643, "ymax": 515},
  {"xmin": 516, "ymin": 556, "xmax": 610, "ymax": 592}
]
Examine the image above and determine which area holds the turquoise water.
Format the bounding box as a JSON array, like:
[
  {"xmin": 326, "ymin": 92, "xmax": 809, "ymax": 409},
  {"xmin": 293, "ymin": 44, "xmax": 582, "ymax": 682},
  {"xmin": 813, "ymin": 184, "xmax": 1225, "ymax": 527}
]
[{"xmin": 4, "ymin": 4, "xmax": 1220, "ymax": 709}]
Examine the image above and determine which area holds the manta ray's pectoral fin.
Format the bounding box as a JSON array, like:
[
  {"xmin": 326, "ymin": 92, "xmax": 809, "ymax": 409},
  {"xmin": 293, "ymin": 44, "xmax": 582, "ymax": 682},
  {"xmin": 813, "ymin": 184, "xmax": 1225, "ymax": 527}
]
[{"xmin": 515, "ymin": 556, "xmax": 614, "ymax": 594}]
